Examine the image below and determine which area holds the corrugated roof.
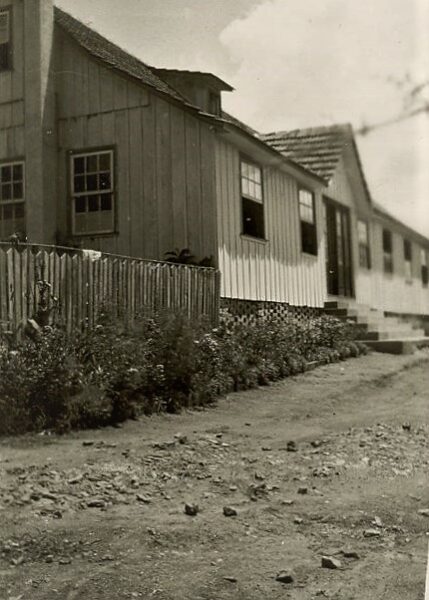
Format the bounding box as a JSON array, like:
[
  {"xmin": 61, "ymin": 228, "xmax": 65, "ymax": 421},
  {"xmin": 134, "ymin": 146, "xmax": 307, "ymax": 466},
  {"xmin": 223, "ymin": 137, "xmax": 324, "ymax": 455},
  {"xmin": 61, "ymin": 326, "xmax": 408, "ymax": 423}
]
[
  {"xmin": 54, "ymin": 7, "xmax": 188, "ymax": 106},
  {"xmin": 261, "ymin": 124, "xmax": 352, "ymax": 181}
]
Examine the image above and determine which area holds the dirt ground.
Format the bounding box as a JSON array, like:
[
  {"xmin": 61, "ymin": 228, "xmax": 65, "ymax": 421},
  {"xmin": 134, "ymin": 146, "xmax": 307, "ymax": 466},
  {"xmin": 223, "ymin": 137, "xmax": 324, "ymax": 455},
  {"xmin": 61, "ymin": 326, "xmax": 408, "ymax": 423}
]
[{"xmin": 1, "ymin": 350, "xmax": 429, "ymax": 600}]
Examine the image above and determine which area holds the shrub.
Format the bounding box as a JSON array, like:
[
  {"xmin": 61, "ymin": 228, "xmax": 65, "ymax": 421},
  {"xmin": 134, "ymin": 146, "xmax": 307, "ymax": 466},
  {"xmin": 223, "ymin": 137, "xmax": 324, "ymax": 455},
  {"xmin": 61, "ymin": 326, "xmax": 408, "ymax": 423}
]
[{"xmin": 0, "ymin": 310, "xmax": 367, "ymax": 436}]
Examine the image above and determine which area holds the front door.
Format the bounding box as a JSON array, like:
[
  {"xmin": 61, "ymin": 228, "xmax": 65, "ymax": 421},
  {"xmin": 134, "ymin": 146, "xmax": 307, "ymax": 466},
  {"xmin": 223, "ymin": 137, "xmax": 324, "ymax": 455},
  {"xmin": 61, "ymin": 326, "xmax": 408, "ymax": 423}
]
[{"xmin": 324, "ymin": 198, "xmax": 354, "ymax": 297}]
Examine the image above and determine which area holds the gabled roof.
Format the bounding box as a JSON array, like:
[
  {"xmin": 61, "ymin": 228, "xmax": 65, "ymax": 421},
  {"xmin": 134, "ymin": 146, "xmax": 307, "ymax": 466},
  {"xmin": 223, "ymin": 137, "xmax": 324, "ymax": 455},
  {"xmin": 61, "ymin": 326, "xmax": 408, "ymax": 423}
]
[
  {"xmin": 261, "ymin": 124, "xmax": 351, "ymax": 181},
  {"xmin": 373, "ymin": 202, "xmax": 429, "ymax": 247},
  {"xmin": 261, "ymin": 123, "xmax": 373, "ymax": 205},
  {"xmin": 54, "ymin": 7, "xmax": 188, "ymax": 106}
]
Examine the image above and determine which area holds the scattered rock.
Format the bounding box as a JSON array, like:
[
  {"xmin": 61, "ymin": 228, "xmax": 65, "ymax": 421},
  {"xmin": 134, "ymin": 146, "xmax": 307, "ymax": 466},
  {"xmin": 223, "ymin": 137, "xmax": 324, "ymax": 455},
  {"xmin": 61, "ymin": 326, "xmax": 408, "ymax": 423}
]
[
  {"xmin": 287, "ymin": 441, "xmax": 297, "ymax": 452},
  {"xmin": 321, "ymin": 556, "xmax": 342, "ymax": 569},
  {"xmin": 402, "ymin": 422, "xmax": 411, "ymax": 431},
  {"xmin": 184, "ymin": 503, "xmax": 199, "ymax": 516},
  {"xmin": 417, "ymin": 509, "xmax": 429, "ymax": 517},
  {"xmin": 363, "ymin": 529, "xmax": 381, "ymax": 538},
  {"xmin": 223, "ymin": 576, "xmax": 237, "ymax": 583},
  {"xmin": 341, "ymin": 549, "xmax": 360, "ymax": 559},
  {"xmin": 45, "ymin": 555, "xmax": 54, "ymax": 563},
  {"xmin": 276, "ymin": 570, "xmax": 294, "ymax": 584},
  {"xmin": 281, "ymin": 499, "xmax": 294, "ymax": 506},
  {"xmin": 174, "ymin": 433, "xmax": 188, "ymax": 444},
  {"xmin": 223, "ymin": 506, "xmax": 238, "ymax": 517},
  {"xmin": 373, "ymin": 516, "xmax": 383, "ymax": 528},
  {"xmin": 297, "ymin": 487, "xmax": 308, "ymax": 495},
  {"xmin": 294, "ymin": 517, "xmax": 303, "ymax": 524},
  {"xmin": 59, "ymin": 558, "xmax": 72, "ymax": 565},
  {"xmin": 136, "ymin": 494, "xmax": 152, "ymax": 504},
  {"xmin": 86, "ymin": 499, "xmax": 106, "ymax": 508},
  {"xmin": 67, "ymin": 474, "xmax": 84, "ymax": 485},
  {"xmin": 82, "ymin": 441, "xmax": 94, "ymax": 447}
]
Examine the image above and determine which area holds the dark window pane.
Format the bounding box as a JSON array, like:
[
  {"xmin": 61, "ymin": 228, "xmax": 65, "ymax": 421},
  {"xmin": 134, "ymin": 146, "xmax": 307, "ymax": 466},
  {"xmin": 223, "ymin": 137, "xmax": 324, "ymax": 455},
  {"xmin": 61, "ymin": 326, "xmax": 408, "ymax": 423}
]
[
  {"xmin": 13, "ymin": 183, "xmax": 23, "ymax": 199},
  {"xmin": 15, "ymin": 203, "xmax": 25, "ymax": 219},
  {"xmin": 88, "ymin": 195, "xmax": 99, "ymax": 212},
  {"xmin": 301, "ymin": 221, "xmax": 318, "ymax": 255},
  {"xmin": 382, "ymin": 229, "xmax": 392, "ymax": 253},
  {"xmin": 74, "ymin": 156, "xmax": 85, "ymax": 175},
  {"xmin": 404, "ymin": 239, "xmax": 412, "ymax": 260},
  {"xmin": 86, "ymin": 155, "xmax": 98, "ymax": 173},
  {"xmin": 0, "ymin": 42, "xmax": 11, "ymax": 71},
  {"xmin": 12, "ymin": 164, "xmax": 23, "ymax": 181},
  {"xmin": 75, "ymin": 196, "xmax": 86, "ymax": 213},
  {"xmin": 74, "ymin": 175, "xmax": 85, "ymax": 193},
  {"xmin": 2, "ymin": 183, "xmax": 11, "ymax": 200},
  {"xmin": 86, "ymin": 174, "xmax": 98, "ymax": 192},
  {"xmin": 422, "ymin": 265, "xmax": 429, "ymax": 286},
  {"xmin": 99, "ymin": 173, "xmax": 111, "ymax": 190},
  {"xmin": 3, "ymin": 204, "xmax": 13, "ymax": 220},
  {"xmin": 242, "ymin": 197, "xmax": 265, "ymax": 239},
  {"xmin": 100, "ymin": 194, "xmax": 112, "ymax": 211},
  {"xmin": 1, "ymin": 165, "xmax": 11, "ymax": 182},
  {"xmin": 99, "ymin": 153, "xmax": 111, "ymax": 171}
]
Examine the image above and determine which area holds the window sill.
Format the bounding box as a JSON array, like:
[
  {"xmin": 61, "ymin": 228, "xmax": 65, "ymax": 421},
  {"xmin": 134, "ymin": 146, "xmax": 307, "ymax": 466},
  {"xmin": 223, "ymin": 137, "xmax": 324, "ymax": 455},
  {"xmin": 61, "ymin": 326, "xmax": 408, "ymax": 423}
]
[
  {"xmin": 240, "ymin": 234, "xmax": 269, "ymax": 245},
  {"xmin": 301, "ymin": 251, "xmax": 318, "ymax": 259}
]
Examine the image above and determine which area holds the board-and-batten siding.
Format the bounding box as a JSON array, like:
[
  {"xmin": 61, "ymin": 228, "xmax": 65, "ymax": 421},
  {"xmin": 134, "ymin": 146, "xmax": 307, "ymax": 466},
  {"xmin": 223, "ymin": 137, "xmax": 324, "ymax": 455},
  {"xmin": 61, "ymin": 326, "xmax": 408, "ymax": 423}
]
[
  {"xmin": 215, "ymin": 138, "xmax": 326, "ymax": 307},
  {"xmin": 356, "ymin": 221, "xmax": 429, "ymax": 315},
  {"xmin": 54, "ymin": 29, "xmax": 217, "ymax": 262},
  {"xmin": 0, "ymin": 0, "xmax": 24, "ymax": 160}
]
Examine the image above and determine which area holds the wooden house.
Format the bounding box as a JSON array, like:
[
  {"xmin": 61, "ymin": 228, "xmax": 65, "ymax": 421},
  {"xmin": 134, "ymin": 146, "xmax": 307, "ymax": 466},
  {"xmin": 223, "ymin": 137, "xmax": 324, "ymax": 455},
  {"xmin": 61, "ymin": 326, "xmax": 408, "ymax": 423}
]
[{"xmin": 1, "ymin": 1, "xmax": 428, "ymax": 346}]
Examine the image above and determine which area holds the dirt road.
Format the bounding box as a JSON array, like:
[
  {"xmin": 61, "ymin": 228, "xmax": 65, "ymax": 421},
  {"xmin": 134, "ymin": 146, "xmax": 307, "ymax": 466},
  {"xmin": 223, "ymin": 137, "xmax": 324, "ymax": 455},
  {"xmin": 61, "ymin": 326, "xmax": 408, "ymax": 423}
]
[{"xmin": 1, "ymin": 350, "xmax": 429, "ymax": 600}]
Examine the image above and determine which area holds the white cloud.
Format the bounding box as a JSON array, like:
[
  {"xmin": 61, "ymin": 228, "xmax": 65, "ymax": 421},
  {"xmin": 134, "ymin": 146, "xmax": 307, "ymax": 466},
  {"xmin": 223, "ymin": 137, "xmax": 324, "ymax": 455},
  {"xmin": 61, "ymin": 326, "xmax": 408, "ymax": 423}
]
[{"xmin": 219, "ymin": 0, "xmax": 429, "ymax": 235}]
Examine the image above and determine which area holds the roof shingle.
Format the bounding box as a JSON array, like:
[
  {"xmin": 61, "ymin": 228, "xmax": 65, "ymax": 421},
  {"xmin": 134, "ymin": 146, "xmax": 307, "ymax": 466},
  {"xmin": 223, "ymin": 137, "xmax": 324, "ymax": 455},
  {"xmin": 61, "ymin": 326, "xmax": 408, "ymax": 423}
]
[
  {"xmin": 261, "ymin": 124, "xmax": 352, "ymax": 181},
  {"xmin": 54, "ymin": 7, "xmax": 187, "ymax": 106}
]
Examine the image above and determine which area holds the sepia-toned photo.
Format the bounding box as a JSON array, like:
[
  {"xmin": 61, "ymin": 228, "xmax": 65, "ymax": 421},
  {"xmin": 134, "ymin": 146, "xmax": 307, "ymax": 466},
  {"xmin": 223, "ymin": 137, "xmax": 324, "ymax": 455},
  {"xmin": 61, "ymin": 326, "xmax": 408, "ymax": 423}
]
[{"xmin": 0, "ymin": 1, "xmax": 428, "ymax": 598}]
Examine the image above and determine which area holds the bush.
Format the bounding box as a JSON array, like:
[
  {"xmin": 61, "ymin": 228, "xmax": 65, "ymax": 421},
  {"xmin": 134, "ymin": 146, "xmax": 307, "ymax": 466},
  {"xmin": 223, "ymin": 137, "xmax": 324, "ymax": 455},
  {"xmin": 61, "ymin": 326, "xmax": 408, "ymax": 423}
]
[{"xmin": 0, "ymin": 310, "xmax": 367, "ymax": 436}]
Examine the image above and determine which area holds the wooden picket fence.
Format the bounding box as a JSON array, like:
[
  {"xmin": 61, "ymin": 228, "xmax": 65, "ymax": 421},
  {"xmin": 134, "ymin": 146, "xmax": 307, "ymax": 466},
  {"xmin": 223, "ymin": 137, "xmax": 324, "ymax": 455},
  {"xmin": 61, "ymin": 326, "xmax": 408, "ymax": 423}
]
[{"xmin": 0, "ymin": 243, "xmax": 221, "ymax": 334}]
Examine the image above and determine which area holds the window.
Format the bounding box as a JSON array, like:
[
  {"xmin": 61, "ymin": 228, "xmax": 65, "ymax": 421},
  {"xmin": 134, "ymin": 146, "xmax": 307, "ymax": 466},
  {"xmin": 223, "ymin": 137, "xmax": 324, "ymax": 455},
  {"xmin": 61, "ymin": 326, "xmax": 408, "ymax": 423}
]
[
  {"xmin": 421, "ymin": 249, "xmax": 428, "ymax": 287},
  {"xmin": 299, "ymin": 189, "xmax": 317, "ymax": 255},
  {"xmin": 209, "ymin": 92, "xmax": 221, "ymax": 116},
  {"xmin": 357, "ymin": 220, "xmax": 371, "ymax": 269},
  {"xmin": 0, "ymin": 8, "xmax": 11, "ymax": 72},
  {"xmin": 403, "ymin": 239, "xmax": 412, "ymax": 281},
  {"xmin": 0, "ymin": 161, "xmax": 25, "ymax": 240},
  {"xmin": 382, "ymin": 228, "xmax": 393, "ymax": 273},
  {"xmin": 71, "ymin": 149, "xmax": 115, "ymax": 235},
  {"xmin": 241, "ymin": 159, "xmax": 264, "ymax": 239}
]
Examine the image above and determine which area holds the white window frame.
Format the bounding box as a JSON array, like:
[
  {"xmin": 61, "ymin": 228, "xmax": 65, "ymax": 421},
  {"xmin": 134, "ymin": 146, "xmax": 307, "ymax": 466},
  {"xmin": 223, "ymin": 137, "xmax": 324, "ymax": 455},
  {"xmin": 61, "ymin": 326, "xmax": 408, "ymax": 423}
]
[
  {"xmin": 70, "ymin": 149, "xmax": 115, "ymax": 236},
  {"xmin": 357, "ymin": 219, "xmax": 371, "ymax": 269},
  {"xmin": 403, "ymin": 238, "xmax": 412, "ymax": 282},
  {"xmin": 240, "ymin": 158, "xmax": 265, "ymax": 239},
  {"xmin": 0, "ymin": 160, "xmax": 25, "ymax": 238}
]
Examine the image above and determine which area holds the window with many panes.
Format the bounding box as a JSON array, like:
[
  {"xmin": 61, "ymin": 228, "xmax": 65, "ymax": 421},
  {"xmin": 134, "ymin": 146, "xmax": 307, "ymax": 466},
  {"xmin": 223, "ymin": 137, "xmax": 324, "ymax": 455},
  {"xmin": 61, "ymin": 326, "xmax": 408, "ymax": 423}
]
[
  {"xmin": 241, "ymin": 159, "xmax": 264, "ymax": 239},
  {"xmin": 71, "ymin": 149, "xmax": 114, "ymax": 235},
  {"xmin": 357, "ymin": 220, "xmax": 371, "ymax": 269},
  {"xmin": 299, "ymin": 189, "xmax": 317, "ymax": 255},
  {"xmin": 382, "ymin": 228, "xmax": 393, "ymax": 273},
  {"xmin": 421, "ymin": 248, "xmax": 428, "ymax": 287},
  {"xmin": 0, "ymin": 8, "xmax": 12, "ymax": 72},
  {"xmin": 0, "ymin": 161, "xmax": 25, "ymax": 240},
  {"xmin": 403, "ymin": 238, "xmax": 412, "ymax": 282}
]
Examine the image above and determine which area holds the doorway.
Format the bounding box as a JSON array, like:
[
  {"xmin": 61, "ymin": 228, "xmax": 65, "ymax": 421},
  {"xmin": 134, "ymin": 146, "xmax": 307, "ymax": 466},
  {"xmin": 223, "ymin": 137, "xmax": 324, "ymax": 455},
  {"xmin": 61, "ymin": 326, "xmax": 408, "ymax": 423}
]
[{"xmin": 324, "ymin": 198, "xmax": 354, "ymax": 297}]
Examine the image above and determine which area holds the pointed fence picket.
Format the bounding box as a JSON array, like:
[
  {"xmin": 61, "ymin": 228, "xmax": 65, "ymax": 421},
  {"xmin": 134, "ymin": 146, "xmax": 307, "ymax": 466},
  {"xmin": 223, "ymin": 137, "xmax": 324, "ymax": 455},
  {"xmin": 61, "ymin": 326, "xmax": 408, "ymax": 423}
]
[{"xmin": 0, "ymin": 243, "xmax": 221, "ymax": 335}]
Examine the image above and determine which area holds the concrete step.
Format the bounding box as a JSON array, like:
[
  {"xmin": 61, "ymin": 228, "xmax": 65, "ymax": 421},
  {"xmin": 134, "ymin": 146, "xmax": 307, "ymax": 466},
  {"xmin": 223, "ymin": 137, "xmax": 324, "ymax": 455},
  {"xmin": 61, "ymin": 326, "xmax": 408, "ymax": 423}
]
[
  {"xmin": 362, "ymin": 337, "xmax": 429, "ymax": 355},
  {"xmin": 358, "ymin": 329, "xmax": 425, "ymax": 341}
]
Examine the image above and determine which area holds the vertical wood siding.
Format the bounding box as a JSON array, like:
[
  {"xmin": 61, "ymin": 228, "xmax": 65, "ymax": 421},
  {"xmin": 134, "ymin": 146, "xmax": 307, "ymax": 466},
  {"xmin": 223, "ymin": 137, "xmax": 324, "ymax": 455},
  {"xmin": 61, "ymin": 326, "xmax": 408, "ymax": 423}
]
[
  {"xmin": 215, "ymin": 138, "xmax": 326, "ymax": 307},
  {"xmin": 54, "ymin": 30, "xmax": 217, "ymax": 262}
]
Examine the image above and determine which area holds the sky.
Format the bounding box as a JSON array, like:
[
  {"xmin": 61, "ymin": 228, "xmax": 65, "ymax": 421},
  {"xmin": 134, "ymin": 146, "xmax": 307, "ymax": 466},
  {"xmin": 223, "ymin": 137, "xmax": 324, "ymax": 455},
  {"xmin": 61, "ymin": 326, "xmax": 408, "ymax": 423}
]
[{"xmin": 57, "ymin": 0, "xmax": 429, "ymax": 236}]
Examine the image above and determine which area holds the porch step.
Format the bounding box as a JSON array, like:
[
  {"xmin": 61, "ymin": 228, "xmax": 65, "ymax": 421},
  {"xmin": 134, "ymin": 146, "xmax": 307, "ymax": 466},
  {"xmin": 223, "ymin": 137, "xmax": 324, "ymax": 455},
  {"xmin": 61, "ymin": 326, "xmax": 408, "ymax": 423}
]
[{"xmin": 323, "ymin": 299, "xmax": 428, "ymax": 354}]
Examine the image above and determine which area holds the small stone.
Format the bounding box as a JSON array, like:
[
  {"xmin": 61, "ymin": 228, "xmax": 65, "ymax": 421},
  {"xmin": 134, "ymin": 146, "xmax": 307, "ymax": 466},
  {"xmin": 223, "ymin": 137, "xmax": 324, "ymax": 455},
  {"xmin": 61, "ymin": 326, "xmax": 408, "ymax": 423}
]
[
  {"xmin": 223, "ymin": 506, "xmax": 238, "ymax": 517},
  {"xmin": 254, "ymin": 472, "xmax": 265, "ymax": 481},
  {"xmin": 136, "ymin": 494, "xmax": 152, "ymax": 504},
  {"xmin": 297, "ymin": 487, "xmax": 308, "ymax": 495},
  {"xmin": 59, "ymin": 558, "xmax": 72, "ymax": 565},
  {"xmin": 67, "ymin": 474, "xmax": 83, "ymax": 484},
  {"xmin": 321, "ymin": 556, "xmax": 341, "ymax": 569},
  {"xmin": 223, "ymin": 576, "xmax": 237, "ymax": 583},
  {"xmin": 184, "ymin": 503, "xmax": 199, "ymax": 516},
  {"xmin": 294, "ymin": 517, "xmax": 303, "ymax": 524},
  {"xmin": 342, "ymin": 549, "xmax": 360, "ymax": 559},
  {"xmin": 276, "ymin": 570, "xmax": 294, "ymax": 584},
  {"xmin": 373, "ymin": 516, "xmax": 383, "ymax": 528},
  {"xmin": 82, "ymin": 441, "xmax": 94, "ymax": 447},
  {"xmin": 229, "ymin": 485, "xmax": 238, "ymax": 492},
  {"xmin": 281, "ymin": 499, "xmax": 294, "ymax": 506},
  {"xmin": 45, "ymin": 555, "xmax": 54, "ymax": 563},
  {"xmin": 402, "ymin": 422, "xmax": 411, "ymax": 431},
  {"xmin": 261, "ymin": 446, "xmax": 272, "ymax": 452},
  {"xmin": 363, "ymin": 529, "xmax": 381, "ymax": 538},
  {"xmin": 86, "ymin": 499, "xmax": 106, "ymax": 508},
  {"xmin": 287, "ymin": 441, "xmax": 297, "ymax": 452},
  {"xmin": 174, "ymin": 433, "xmax": 188, "ymax": 444},
  {"xmin": 11, "ymin": 556, "xmax": 24, "ymax": 566},
  {"xmin": 418, "ymin": 509, "xmax": 429, "ymax": 517}
]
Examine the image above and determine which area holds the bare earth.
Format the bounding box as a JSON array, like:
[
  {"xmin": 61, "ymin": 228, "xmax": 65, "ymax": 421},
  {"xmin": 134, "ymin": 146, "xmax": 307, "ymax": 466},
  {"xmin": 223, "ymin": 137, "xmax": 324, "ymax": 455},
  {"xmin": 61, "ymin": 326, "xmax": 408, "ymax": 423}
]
[{"xmin": 1, "ymin": 350, "xmax": 429, "ymax": 600}]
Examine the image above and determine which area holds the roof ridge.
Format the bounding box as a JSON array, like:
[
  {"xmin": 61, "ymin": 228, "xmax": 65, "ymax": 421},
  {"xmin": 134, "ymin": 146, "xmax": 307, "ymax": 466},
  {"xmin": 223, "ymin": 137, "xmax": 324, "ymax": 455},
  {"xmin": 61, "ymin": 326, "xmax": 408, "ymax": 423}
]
[{"xmin": 262, "ymin": 123, "xmax": 352, "ymax": 138}]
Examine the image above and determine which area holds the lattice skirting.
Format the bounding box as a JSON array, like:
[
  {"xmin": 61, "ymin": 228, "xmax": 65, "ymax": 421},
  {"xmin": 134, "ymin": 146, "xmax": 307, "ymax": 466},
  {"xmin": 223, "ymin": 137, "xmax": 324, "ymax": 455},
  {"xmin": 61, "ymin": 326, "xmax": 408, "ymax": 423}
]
[{"xmin": 220, "ymin": 297, "xmax": 322, "ymax": 326}]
